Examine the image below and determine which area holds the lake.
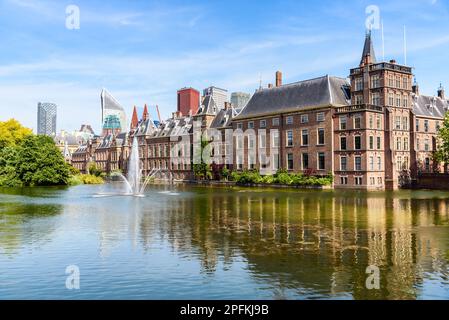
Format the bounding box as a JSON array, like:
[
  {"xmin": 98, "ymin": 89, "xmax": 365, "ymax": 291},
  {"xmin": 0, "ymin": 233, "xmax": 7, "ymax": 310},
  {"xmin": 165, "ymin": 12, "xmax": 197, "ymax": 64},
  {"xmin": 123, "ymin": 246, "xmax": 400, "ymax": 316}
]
[{"xmin": 0, "ymin": 184, "xmax": 448, "ymax": 300}]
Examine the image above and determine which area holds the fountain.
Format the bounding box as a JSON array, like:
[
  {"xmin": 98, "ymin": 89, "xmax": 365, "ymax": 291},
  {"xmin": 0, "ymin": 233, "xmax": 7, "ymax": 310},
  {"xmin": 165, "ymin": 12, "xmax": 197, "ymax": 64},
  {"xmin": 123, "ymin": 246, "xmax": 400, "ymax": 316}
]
[{"xmin": 113, "ymin": 136, "xmax": 159, "ymax": 197}]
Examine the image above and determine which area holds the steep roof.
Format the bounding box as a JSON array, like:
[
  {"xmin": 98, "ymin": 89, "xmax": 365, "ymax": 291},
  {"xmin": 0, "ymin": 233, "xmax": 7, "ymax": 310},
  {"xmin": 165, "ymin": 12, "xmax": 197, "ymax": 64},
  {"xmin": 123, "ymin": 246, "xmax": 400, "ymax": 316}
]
[
  {"xmin": 235, "ymin": 75, "xmax": 350, "ymax": 120},
  {"xmin": 412, "ymin": 93, "xmax": 449, "ymax": 118},
  {"xmin": 360, "ymin": 31, "xmax": 376, "ymax": 65},
  {"xmin": 210, "ymin": 108, "xmax": 233, "ymax": 128},
  {"xmin": 197, "ymin": 95, "xmax": 218, "ymax": 115}
]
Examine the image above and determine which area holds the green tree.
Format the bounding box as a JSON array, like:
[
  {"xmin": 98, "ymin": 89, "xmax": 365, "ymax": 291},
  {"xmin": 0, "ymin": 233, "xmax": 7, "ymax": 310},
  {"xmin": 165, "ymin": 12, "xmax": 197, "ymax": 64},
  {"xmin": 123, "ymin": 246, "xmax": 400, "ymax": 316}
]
[
  {"xmin": 0, "ymin": 146, "xmax": 22, "ymax": 187},
  {"xmin": 434, "ymin": 113, "xmax": 449, "ymax": 170},
  {"xmin": 0, "ymin": 119, "xmax": 32, "ymax": 149},
  {"xmin": 14, "ymin": 135, "xmax": 71, "ymax": 186},
  {"xmin": 193, "ymin": 138, "xmax": 212, "ymax": 180}
]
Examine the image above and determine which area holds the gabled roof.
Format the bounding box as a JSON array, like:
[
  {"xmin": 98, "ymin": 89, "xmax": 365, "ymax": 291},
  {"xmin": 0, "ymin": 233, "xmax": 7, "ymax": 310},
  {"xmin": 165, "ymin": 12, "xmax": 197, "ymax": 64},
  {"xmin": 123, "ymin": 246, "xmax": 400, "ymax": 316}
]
[
  {"xmin": 210, "ymin": 108, "xmax": 233, "ymax": 128},
  {"xmin": 360, "ymin": 31, "xmax": 376, "ymax": 65},
  {"xmin": 235, "ymin": 75, "xmax": 350, "ymax": 120},
  {"xmin": 412, "ymin": 93, "xmax": 449, "ymax": 118},
  {"xmin": 197, "ymin": 95, "xmax": 219, "ymax": 115}
]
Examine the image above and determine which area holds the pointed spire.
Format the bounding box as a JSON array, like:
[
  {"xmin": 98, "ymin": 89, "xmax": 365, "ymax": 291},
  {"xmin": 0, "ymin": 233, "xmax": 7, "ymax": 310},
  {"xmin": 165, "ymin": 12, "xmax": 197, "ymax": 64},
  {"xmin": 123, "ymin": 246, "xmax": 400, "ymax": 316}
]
[
  {"xmin": 131, "ymin": 106, "xmax": 139, "ymax": 130},
  {"xmin": 142, "ymin": 104, "xmax": 149, "ymax": 121},
  {"xmin": 360, "ymin": 30, "xmax": 377, "ymax": 66}
]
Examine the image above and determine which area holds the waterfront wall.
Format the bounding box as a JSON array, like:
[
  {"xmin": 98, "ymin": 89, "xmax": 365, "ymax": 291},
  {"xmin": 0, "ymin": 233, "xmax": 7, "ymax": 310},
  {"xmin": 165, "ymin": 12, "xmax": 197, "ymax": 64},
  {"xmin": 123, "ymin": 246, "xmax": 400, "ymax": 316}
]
[{"xmin": 414, "ymin": 174, "xmax": 449, "ymax": 190}]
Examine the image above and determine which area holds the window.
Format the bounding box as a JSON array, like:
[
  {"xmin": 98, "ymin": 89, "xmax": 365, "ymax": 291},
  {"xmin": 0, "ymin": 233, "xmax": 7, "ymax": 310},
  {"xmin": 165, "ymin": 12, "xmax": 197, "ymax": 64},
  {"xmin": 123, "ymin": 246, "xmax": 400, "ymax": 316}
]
[
  {"xmin": 340, "ymin": 136, "xmax": 347, "ymax": 150},
  {"xmin": 416, "ymin": 120, "xmax": 420, "ymax": 132},
  {"xmin": 388, "ymin": 93, "xmax": 394, "ymax": 106},
  {"xmin": 377, "ymin": 116, "xmax": 382, "ymax": 130},
  {"xmin": 340, "ymin": 176, "xmax": 348, "ymax": 185},
  {"xmin": 402, "ymin": 117, "xmax": 408, "ymax": 130},
  {"xmin": 260, "ymin": 120, "xmax": 266, "ymax": 128},
  {"xmin": 355, "ymin": 156, "xmax": 362, "ymax": 171},
  {"xmin": 371, "ymin": 75, "xmax": 380, "ymax": 88},
  {"xmin": 355, "ymin": 77, "xmax": 363, "ymax": 91},
  {"xmin": 286, "ymin": 116, "xmax": 293, "ymax": 125},
  {"xmin": 396, "ymin": 156, "xmax": 402, "ymax": 171},
  {"xmin": 248, "ymin": 154, "xmax": 256, "ymax": 170},
  {"xmin": 300, "ymin": 114, "xmax": 309, "ymax": 123},
  {"xmin": 354, "ymin": 116, "xmax": 362, "ymax": 129},
  {"xmin": 436, "ymin": 121, "xmax": 441, "ymax": 131},
  {"xmin": 403, "ymin": 137, "xmax": 409, "ymax": 151},
  {"xmin": 318, "ymin": 128, "xmax": 325, "ymax": 145},
  {"xmin": 396, "ymin": 76, "xmax": 401, "ymax": 88},
  {"xmin": 302, "ymin": 153, "xmax": 309, "ymax": 170},
  {"xmin": 395, "ymin": 116, "xmax": 401, "ymax": 130},
  {"xmin": 355, "ymin": 136, "xmax": 362, "ymax": 150},
  {"xmin": 403, "ymin": 78, "xmax": 408, "ymax": 90},
  {"xmin": 272, "ymin": 131, "xmax": 280, "ymax": 148},
  {"xmin": 237, "ymin": 136, "xmax": 243, "ymax": 149},
  {"xmin": 370, "ymin": 177, "xmax": 375, "ymax": 185},
  {"xmin": 369, "ymin": 156, "xmax": 374, "ymax": 171},
  {"xmin": 340, "ymin": 156, "xmax": 347, "ymax": 171},
  {"xmin": 286, "ymin": 131, "xmax": 293, "ymax": 147},
  {"xmin": 355, "ymin": 95, "xmax": 363, "ymax": 105},
  {"xmin": 237, "ymin": 123, "xmax": 243, "ymax": 130},
  {"xmin": 248, "ymin": 135, "xmax": 255, "ymax": 149},
  {"xmin": 369, "ymin": 136, "xmax": 374, "ymax": 149},
  {"xmin": 316, "ymin": 112, "xmax": 325, "ymax": 122},
  {"xmin": 378, "ymin": 177, "xmax": 382, "ymax": 185},
  {"xmin": 377, "ymin": 157, "xmax": 382, "ymax": 170},
  {"xmin": 302, "ymin": 130, "xmax": 309, "ymax": 146},
  {"xmin": 248, "ymin": 121, "xmax": 254, "ymax": 129},
  {"xmin": 340, "ymin": 116, "xmax": 347, "ymax": 130},
  {"xmin": 237, "ymin": 155, "xmax": 243, "ymax": 170},
  {"xmin": 372, "ymin": 93, "xmax": 380, "ymax": 106},
  {"xmin": 424, "ymin": 120, "xmax": 429, "ymax": 133},
  {"xmin": 287, "ymin": 154, "xmax": 294, "ymax": 170},
  {"xmin": 396, "ymin": 94, "xmax": 401, "ymax": 107},
  {"xmin": 318, "ymin": 153, "xmax": 325, "ymax": 170},
  {"xmin": 402, "ymin": 97, "xmax": 408, "ymax": 108},
  {"xmin": 396, "ymin": 137, "xmax": 401, "ymax": 150},
  {"xmin": 424, "ymin": 139, "xmax": 430, "ymax": 151},
  {"xmin": 272, "ymin": 118, "xmax": 280, "ymax": 126},
  {"xmin": 272, "ymin": 154, "xmax": 279, "ymax": 170},
  {"xmin": 377, "ymin": 136, "xmax": 381, "ymax": 150},
  {"xmin": 259, "ymin": 134, "xmax": 266, "ymax": 149},
  {"xmin": 355, "ymin": 176, "xmax": 363, "ymax": 185},
  {"xmin": 425, "ymin": 158, "xmax": 430, "ymax": 171},
  {"xmin": 369, "ymin": 115, "xmax": 374, "ymax": 129}
]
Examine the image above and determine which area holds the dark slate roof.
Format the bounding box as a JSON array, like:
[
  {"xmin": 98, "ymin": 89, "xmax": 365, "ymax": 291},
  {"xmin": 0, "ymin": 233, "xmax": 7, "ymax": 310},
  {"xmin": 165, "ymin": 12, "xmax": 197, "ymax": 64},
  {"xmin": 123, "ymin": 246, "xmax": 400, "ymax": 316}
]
[
  {"xmin": 197, "ymin": 95, "xmax": 218, "ymax": 115},
  {"xmin": 135, "ymin": 118, "xmax": 157, "ymax": 136},
  {"xmin": 235, "ymin": 75, "xmax": 350, "ymax": 119},
  {"xmin": 97, "ymin": 135, "xmax": 113, "ymax": 149},
  {"xmin": 412, "ymin": 93, "xmax": 449, "ymax": 118},
  {"xmin": 361, "ymin": 32, "xmax": 376, "ymax": 65},
  {"xmin": 210, "ymin": 108, "xmax": 233, "ymax": 128}
]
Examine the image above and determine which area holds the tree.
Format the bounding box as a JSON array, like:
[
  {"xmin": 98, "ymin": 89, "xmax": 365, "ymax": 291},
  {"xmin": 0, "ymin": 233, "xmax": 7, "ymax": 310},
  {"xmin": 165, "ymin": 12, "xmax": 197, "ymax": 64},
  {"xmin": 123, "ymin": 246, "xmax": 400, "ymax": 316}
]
[
  {"xmin": 0, "ymin": 146, "xmax": 22, "ymax": 187},
  {"xmin": 0, "ymin": 119, "xmax": 32, "ymax": 149},
  {"xmin": 434, "ymin": 113, "xmax": 449, "ymax": 171},
  {"xmin": 193, "ymin": 138, "xmax": 212, "ymax": 180},
  {"xmin": 14, "ymin": 135, "xmax": 71, "ymax": 186}
]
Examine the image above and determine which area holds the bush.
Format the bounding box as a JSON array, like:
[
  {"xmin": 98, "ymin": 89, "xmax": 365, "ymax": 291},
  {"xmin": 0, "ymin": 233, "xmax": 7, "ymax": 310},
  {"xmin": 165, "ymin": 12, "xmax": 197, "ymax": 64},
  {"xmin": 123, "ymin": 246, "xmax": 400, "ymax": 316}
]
[
  {"xmin": 69, "ymin": 174, "xmax": 104, "ymax": 185},
  {"xmin": 230, "ymin": 169, "xmax": 333, "ymax": 187}
]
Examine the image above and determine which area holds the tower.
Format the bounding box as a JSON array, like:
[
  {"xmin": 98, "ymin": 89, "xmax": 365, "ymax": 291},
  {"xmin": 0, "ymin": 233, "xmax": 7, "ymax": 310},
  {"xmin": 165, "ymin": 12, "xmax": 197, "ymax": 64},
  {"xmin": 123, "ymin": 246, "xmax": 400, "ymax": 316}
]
[{"xmin": 37, "ymin": 102, "xmax": 57, "ymax": 136}]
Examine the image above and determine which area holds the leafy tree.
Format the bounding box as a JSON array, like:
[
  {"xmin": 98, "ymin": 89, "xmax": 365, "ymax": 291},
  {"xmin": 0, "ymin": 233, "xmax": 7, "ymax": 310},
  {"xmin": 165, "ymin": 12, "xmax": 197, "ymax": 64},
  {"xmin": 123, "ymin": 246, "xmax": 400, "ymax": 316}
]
[
  {"xmin": 14, "ymin": 135, "xmax": 71, "ymax": 186},
  {"xmin": 193, "ymin": 138, "xmax": 212, "ymax": 180},
  {"xmin": 0, "ymin": 146, "xmax": 22, "ymax": 187},
  {"xmin": 0, "ymin": 119, "xmax": 32, "ymax": 149},
  {"xmin": 434, "ymin": 113, "xmax": 449, "ymax": 170}
]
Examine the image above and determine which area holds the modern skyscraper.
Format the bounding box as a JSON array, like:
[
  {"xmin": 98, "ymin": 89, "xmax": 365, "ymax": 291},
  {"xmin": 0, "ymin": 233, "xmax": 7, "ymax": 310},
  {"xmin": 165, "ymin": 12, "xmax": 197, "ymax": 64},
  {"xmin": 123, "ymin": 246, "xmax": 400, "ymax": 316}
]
[
  {"xmin": 203, "ymin": 86, "xmax": 228, "ymax": 110},
  {"xmin": 101, "ymin": 89, "xmax": 127, "ymax": 136},
  {"xmin": 230, "ymin": 92, "xmax": 251, "ymax": 112},
  {"xmin": 37, "ymin": 102, "xmax": 57, "ymax": 136}
]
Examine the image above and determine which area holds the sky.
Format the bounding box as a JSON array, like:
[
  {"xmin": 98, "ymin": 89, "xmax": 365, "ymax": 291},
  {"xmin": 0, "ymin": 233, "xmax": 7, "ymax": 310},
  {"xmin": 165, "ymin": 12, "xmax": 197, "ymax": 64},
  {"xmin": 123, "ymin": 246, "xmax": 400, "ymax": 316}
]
[{"xmin": 0, "ymin": 0, "xmax": 448, "ymax": 133}]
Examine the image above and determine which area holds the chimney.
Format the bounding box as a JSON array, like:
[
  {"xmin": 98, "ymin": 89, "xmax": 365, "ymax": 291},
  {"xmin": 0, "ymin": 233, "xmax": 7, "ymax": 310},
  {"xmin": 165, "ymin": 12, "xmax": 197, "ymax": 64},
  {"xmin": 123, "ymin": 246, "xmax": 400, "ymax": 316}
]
[
  {"xmin": 275, "ymin": 71, "xmax": 283, "ymax": 87},
  {"xmin": 268, "ymin": 83, "xmax": 273, "ymax": 89},
  {"xmin": 224, "ymin": 101, "xmax": 231, "ymax": 110},
  {"xmin": 389, "ymin": 59, "xmax": 396, "ymax": 64},
  {"xmin": 438, "ymin": 84, "xmax": 445, "ymax": 100}
]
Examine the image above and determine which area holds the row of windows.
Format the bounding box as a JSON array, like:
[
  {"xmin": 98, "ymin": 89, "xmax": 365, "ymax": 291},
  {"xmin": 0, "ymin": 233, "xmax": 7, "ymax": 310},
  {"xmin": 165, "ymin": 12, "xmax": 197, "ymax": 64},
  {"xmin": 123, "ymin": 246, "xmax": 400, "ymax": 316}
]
[
  {"xmin": 339, "ymin": 176, "xmax": 383, "ymax": 186},
  {"xmin": 236, "ymin": 153, "xmax": 326, "ymax": 171},
  {"xmin": 339, "ymin": 115, "xmax": 382, "ymax": 130},
  {"xmin": 339, "ymin": 156, "xmax": 382, "ymax": 171},
  {"xmin": 340, "ymin": 135, "xmax": 382, "ymax": 151},
  {"xmin": 354, "ymin": 75, "xmax": 410, "ymax": 91},
  {"xmin": 237, "ymin": 112, "xmax": 326, "ymax": 129},
  {"xmin": 416, "ymin": 119, "xmax": 439, "ymax": 133}
]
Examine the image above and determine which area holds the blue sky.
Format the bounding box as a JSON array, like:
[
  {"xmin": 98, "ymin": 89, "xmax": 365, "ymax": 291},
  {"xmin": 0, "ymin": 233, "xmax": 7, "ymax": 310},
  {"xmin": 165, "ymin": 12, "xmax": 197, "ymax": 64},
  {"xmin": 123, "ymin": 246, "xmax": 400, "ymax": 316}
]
[{"xmin": 0, "ymin": 0, "xmax": 448, "ymax": 133}]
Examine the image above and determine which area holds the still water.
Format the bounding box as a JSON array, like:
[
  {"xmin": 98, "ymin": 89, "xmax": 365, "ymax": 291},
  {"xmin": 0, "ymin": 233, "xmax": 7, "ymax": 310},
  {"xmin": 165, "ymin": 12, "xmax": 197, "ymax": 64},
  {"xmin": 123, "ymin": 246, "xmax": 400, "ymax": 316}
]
[{"xmin": 0, "ymin": 184, "xmax": 448, "ymax": 300}]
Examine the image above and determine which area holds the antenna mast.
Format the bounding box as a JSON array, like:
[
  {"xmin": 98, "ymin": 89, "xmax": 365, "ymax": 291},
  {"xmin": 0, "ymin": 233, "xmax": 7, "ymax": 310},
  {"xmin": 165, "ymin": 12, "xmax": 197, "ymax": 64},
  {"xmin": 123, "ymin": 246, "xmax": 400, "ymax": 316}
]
[
  {"xmin": 403, "ymin": 25, "xmax": 407, "ymax": 65},
  {"xmin": 381, "ymin": 20, "xmax": 385, "ymax": 62}
]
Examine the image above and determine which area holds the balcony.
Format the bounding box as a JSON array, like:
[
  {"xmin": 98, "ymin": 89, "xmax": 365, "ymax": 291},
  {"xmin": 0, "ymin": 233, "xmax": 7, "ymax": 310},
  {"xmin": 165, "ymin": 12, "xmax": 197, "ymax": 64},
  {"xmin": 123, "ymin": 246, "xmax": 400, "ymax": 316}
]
[{"xmin": 336, "ymin": 104, "xmax": 383, "ymax": 114}]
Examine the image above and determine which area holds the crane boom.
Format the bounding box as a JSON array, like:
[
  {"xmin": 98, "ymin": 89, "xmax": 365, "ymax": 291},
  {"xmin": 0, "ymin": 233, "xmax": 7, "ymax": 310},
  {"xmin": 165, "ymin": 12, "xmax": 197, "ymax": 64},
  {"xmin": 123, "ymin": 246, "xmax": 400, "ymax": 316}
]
[{"xmin": 156, "ymin": 105, "xmax": 162, "ymax": 123}]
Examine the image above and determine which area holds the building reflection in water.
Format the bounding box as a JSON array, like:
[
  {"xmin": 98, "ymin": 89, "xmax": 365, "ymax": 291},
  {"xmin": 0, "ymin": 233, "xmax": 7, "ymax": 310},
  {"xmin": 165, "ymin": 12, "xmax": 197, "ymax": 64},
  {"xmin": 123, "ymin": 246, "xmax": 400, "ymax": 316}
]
[{"xmin": 138, "ymin": 188, "xmax": 449, "ymax": 299}]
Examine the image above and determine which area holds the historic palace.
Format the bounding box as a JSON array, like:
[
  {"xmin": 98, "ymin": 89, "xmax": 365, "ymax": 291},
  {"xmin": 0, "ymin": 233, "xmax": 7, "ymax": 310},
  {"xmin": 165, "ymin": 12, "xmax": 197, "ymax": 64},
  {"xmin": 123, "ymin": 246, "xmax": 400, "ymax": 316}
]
[{"xmin": 72, "ymin": 33, "xmax": 449, "ymax": 190}]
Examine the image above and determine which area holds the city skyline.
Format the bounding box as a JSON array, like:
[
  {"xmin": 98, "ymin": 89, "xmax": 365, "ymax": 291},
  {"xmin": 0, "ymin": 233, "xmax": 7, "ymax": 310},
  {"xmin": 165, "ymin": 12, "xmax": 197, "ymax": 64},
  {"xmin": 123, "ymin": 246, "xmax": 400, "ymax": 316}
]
[{"xmin": 0, "ymin": 0, "xmax": 448, "ymax": 133}]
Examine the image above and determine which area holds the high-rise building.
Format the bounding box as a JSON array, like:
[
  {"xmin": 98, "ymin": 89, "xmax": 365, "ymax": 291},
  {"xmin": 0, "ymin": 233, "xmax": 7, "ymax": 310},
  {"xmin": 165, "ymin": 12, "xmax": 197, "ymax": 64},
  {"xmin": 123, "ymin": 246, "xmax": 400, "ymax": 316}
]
[
  {"xmin": 177, "ymin": 87, "xmax": 200, "ymax": 116},
  {"xmin": 203, "ymin": 86, "xmax": 228, "ymax": 110},
  {"xmin": 37, "ymin": 102, "xmax": 57, "ymax": 136},
  {"xmin": 101, "ymin": 89, "xmax": 127, "ymax": 136},
  {"xmin": 230, "ymin": 92, "xmax": 251, "ymax": 112}
]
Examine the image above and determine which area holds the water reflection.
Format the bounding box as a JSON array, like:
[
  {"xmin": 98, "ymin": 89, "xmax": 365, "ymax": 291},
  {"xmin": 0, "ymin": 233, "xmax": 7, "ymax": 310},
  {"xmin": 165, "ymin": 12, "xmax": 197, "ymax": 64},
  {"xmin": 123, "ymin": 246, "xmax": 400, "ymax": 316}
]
[{"xmin": 143, "ymin": 188, "xmax": 449, "ymax": 299}]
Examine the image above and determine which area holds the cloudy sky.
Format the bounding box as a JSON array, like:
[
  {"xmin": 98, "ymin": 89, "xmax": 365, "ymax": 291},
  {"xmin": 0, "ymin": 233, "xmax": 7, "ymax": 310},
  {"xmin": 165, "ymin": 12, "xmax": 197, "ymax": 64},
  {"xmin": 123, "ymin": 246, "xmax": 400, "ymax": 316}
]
[{"xmin": 0, "ymin": 0, "xmax": 448, "ymax": 133}]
